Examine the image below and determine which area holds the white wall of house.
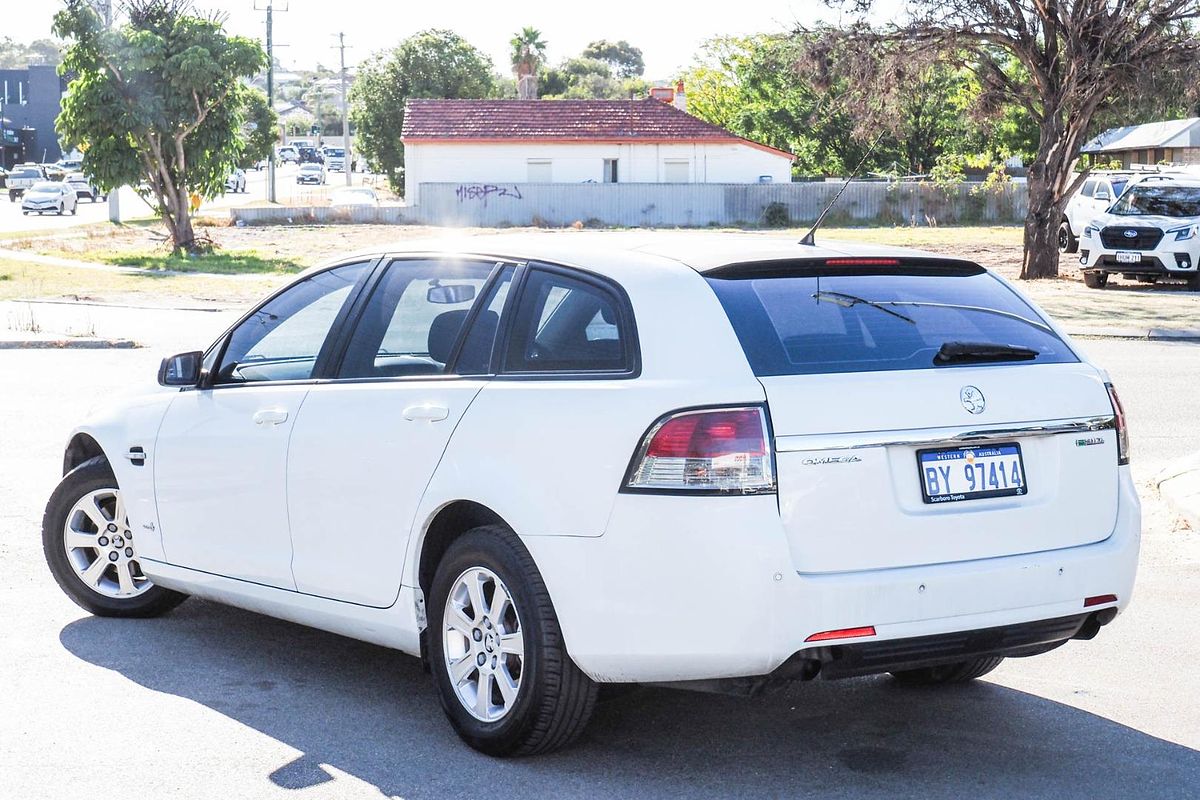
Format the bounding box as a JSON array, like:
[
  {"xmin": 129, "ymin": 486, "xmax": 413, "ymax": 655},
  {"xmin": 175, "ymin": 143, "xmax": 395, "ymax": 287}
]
[{"xmin": 402, "ymin": 141, "xmax": 793, "ymax": 203}]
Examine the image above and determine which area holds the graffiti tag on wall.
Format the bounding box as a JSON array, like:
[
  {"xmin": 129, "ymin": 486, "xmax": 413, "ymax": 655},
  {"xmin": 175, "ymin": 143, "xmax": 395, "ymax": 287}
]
[{"xmin": 455, "ymin": 184, "xmax": 524, "ymax": 206}]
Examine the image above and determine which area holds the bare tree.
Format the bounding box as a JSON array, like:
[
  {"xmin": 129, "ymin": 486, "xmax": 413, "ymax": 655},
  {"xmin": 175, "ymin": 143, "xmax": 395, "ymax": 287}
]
[{"xmin": 832, "ymin": 1, "xmax": 1200, "ymax": 278}]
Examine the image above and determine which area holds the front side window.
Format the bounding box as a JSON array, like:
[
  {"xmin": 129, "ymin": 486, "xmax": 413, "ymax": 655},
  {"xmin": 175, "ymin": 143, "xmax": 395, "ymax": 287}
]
[
  {"xmin": 214, "ymin": 262, "xmax": 369, "ymax": 384},
  {"xmin": 503, "ymin": 269, "xmax": 631, "ymax": 373},
  {"xmin": 338, "ymin": 259, "xmax": 497, "ymax": 379}
]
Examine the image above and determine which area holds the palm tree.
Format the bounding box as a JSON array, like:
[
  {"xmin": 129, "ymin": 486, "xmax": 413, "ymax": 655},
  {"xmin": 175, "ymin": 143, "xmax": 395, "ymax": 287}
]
[{"xmin": 510, "ymin": 27, "xmax": 547, "ymax": 100}]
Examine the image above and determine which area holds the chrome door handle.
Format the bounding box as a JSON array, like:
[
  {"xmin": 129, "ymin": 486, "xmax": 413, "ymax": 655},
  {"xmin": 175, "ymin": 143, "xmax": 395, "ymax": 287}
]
[
  {"xmin": 402, "ymin": 404, "xmax": 449, "ymax": 422},
  {"xmin": 252, "ymin": 408, "xmax": 289, "ymax": 426}
]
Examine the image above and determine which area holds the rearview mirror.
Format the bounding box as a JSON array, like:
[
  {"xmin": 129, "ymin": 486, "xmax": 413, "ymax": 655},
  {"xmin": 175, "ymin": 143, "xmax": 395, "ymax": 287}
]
[
  {"xmin": 428, "ymin": 284, "xmax": 476, "ymax": 304},
  {"xmin": 158, "ymin": 351, "xmax": 203, "ymax": 386}
]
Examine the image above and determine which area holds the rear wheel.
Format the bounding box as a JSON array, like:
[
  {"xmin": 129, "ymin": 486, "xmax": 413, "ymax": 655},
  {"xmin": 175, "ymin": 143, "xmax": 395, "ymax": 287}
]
[
  {"xmin": 42, "ymin": 457, "xmax": 187, "ymax": 618},
  {"xmin": 428, "ymin": 525, "xmax": 597, "ymax": 756},
  {"xmin": 891, "ymin": 656, "xmax": 1004, "ymax": 685},
  {"xmin": 1058, "ymin": 222, "xmax": 1078, "ymax": 254},
  {"xmin": 1083, "ymin": 271, "xmax": 1108, "ymax": 289}
]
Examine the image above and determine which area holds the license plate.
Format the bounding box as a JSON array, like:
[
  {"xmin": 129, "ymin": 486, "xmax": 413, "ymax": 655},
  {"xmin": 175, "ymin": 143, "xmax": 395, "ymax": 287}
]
[
  {"xmin": 1115, "ymin": 251, "xmax": 1141, "ymax": 264},
  {"xmin": 918, "ymin": 443, "xmax": 1027, "ymax": 504}
]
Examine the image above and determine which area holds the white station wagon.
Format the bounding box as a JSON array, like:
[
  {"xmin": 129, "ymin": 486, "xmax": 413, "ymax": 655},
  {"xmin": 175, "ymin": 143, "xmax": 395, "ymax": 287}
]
[{"xmin": 43, "ymin": 233, "xmax": 1140, "ymax": 756}]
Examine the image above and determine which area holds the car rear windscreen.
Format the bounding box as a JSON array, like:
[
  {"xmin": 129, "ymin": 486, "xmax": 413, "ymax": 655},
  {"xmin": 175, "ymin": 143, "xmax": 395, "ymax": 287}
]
[{"xmin": 706, "ymin": 265, "xmax": 1077, "ymax": 376}]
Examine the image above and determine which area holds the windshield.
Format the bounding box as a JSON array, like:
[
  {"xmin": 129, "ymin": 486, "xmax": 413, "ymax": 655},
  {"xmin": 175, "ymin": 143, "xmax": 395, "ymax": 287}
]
[
  {"xmin": 30, "ymin": 182, "xmax": 59, "ymax": 192},
  {"xmin": 1110, "ymin": 178, "xmax": 1129, "ymax": 197},
  {"xmin": 1109, "ymin": 184, "xmax": 1200, "ymax": 217},
  {"xmin": 707, "ymin": 267, "xmax": 1076, "ymax": 376}
]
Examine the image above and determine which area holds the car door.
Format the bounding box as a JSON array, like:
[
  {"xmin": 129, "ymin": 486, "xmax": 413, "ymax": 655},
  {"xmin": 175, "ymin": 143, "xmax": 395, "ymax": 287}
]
[
  {"xmin": 286, "ymin": 258, "xmax": 512, "ymax": 607},
  {"xmin": 154, "ymin": 261, "xmax": 373, "ymax": 588}
]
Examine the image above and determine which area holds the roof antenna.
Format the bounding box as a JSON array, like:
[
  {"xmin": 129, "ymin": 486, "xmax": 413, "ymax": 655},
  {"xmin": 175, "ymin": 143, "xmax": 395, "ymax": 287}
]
[{"xmin": 800, "ymin": 130, "xmax": 886, "ymax": 246}]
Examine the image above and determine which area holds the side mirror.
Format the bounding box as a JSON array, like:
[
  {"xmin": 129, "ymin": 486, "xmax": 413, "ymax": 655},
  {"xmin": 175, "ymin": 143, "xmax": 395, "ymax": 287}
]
[
  {"xmin": 428, "ymin": 284, "xmax": 476, "ymax": 304},
  {"xmin": 158, "ymin": 351, "xmax": 203, "ymax": 386},
  {"xmin": 1094, "ymin": 189, "xmax": 1111, "ymax": 202}
]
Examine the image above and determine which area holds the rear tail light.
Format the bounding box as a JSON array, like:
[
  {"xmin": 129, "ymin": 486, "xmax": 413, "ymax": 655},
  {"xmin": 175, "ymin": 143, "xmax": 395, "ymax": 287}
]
[
  {"xmin": 1105, "ymin": 382, "xmax": 1130, "ymax": 465},
  {"xmin": 624, "ymin": 406, "xmax": 775, "ymax": 494}
]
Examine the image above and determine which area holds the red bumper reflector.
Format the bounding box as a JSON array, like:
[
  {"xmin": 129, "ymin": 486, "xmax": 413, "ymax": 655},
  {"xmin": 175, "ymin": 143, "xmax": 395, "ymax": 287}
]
[
  {"xmin": 1084, "ymin": 594, "xmax": 1118, "ymax": 607},
  {"xmin": 805, "ymin": 625, "xmax": 877, "ymax": 643}
]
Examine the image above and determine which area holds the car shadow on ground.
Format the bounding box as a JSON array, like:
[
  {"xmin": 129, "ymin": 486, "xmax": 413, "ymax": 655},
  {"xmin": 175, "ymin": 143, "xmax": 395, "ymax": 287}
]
[{"xmin": 60, "ymin": 599, "xmax": 1198, "ymax": 799}]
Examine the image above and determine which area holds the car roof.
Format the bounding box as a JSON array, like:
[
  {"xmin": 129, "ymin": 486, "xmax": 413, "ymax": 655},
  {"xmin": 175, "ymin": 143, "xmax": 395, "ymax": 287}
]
[{"xmin": 323, "ymin": 231, "xmax": 970, "ymax": 277}]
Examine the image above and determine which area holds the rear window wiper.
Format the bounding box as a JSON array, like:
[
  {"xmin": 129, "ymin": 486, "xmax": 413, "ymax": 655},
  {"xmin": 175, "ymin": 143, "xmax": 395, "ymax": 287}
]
[
  {"xmin": 811, "ymin": 291, "xmax": 916, "ymax": 324},
  {"xmin": 934, "ymin": 341, "xmax": 1039, "ymax": 365}
]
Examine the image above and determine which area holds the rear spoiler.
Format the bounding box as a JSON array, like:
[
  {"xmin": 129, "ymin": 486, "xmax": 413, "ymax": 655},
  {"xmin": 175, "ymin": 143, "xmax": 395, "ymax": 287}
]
[{"xmin": 705, "ymin": 256, "xmax": 985, "ymax": 280}]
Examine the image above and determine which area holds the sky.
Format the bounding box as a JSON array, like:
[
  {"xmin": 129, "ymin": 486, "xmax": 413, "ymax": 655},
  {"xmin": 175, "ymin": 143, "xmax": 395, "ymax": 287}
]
[{"xmin": 15, "ymin": 0, "xmax": 906, "ymax": 79}]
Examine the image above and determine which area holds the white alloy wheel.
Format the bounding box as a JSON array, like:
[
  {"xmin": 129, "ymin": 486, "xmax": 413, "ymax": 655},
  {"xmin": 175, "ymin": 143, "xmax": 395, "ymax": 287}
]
[
  {"xmin": 62, "ymin": 488, "xmax": 151, "ymax": 599},
  {"xmin": 442, "ymin": 566, "xmax": 525, "ymax": 722}
]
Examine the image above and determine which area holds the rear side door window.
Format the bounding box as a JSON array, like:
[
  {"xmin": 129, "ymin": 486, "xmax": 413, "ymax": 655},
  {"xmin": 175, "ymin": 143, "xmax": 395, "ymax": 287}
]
[
  {"xmin": 502, "ymin": 268, "xmax": 634, "ymax": 374},
  {"xmin": 337, "ymin": 258, "xmax": 498, "ymax": 379}
]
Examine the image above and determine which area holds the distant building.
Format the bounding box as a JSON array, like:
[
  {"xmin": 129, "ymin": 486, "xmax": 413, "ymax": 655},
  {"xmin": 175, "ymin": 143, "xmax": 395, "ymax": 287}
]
[
  {"xmin": 0, "ymin": 64, "xmax": 66, "ymax": 169},
  {"xmin": 400, "ymin": 91, "xmax": 795, "ymax": 204},
  {"xmin": 1081, "ymin": 117, "xmax": 1200, "ymax": 168}
]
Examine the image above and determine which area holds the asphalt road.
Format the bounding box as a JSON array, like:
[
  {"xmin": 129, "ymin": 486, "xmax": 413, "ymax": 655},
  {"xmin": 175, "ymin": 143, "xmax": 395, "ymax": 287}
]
[
  {"xmin": 2, "ymin": 337, "xmax": 1198, "ymax": 799},
  {"xmin": 0, "ymin": 164, "xmax": 377, "ymax": 233}
]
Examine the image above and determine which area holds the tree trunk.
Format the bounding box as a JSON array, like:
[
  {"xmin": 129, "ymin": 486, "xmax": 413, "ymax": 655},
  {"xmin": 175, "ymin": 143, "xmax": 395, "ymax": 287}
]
[{"xmin": 1020, "ymin": 172, "xmax": 1060, "ymax": 279}]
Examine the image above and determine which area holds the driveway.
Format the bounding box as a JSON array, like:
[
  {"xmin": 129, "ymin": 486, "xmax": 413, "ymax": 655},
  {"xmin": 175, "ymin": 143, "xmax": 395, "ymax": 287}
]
[{"xmin": 2, "ymin": 335, "xmax": 1197, "ymax": 799}]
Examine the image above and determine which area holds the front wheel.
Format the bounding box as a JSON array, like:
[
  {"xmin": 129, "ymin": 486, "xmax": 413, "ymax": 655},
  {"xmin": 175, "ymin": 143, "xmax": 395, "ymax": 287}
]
[
  {"xmin": 1083, "ymin": 271, "xmax": 1108, "ymax": 289},
  {"xmin": 42, "ymin": 457, "xmax": 187, "ymax": 618},
  {"xmin": 428, "ymin": 525, "xmax": 597, "ymax": 756},
  {"xmin": 1058, "ymin": 222, "xmax": 1078, "ymax": 254},
  {"xmin": 891, "ymin": 656, "xmax": 1004, "ymax": 685}
]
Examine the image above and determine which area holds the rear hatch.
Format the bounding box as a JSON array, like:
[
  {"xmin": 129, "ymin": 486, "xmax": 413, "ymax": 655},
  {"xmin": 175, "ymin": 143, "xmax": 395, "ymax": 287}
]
[{"xmin": 707, "ymin": 258, "xmax": 1121, "ymax": 574}]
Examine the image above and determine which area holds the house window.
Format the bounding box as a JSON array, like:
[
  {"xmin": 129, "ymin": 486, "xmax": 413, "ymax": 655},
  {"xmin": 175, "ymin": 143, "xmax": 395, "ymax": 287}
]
[
  {"xmin": 602, "ymin": 159, "xmax": 618, "ymax": 183},
  {"xmin": 527, "ymin": 159, "xmax": 552, "ymax": 182},
  {"xmin": 663, "ymin": 159, "xmax": 690, "ymax": 183}
]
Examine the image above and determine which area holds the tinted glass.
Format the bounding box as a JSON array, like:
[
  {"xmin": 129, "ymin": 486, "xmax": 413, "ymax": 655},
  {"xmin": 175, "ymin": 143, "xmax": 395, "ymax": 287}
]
[
  {"xmin": 1109, "ymin": 178, "xmax": 1129, "ymax": 197},
  {"xmin": 1110, "ymin": 184, "xmax": 1200, "ymax": 216},
  {"xmin": 1081, "ymin": 180, "xmax": 1096, "ymax": 198},
  {"xmin": 504, "ymin": 269, "xmax": 629, "ymax": 373},
  {"xmin": 339, "ymin": 259, "xmax": 496, "ymax": 379},
  {"xmin": 455, "ymin": 266, "xmax": 515, "ymax": 375},
  {"xmin": 707, "ymin": 268, "xmax": 1077, "ymax": 376},
  {"xmin": 215, "ymin": 262, "xmax": 367, "ymax": 383}
]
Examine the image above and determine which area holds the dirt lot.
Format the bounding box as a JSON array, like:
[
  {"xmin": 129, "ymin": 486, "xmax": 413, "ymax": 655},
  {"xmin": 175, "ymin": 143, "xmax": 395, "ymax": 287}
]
[{"xmin": 4, "ymin": 222, "xmax": 1200, "ymax": 332}]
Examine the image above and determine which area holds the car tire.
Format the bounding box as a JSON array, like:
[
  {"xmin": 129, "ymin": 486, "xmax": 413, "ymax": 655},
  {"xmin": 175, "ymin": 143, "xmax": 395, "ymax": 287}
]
[
  {"xmin": 428, "ymin": 525, "xmax": 597, "ymax": 756},
  {"xmin": 43, "ymin": 456, "xmax": 188, "ymax": 618},
  {"xmin": 890, "ymin": 656, "xmax": 1004, "ymax": 686},
  {"xmin": 57, "ymin": 204, "xmax": 64, "ymax": 215},
  {"xmin": 1083, "ymin": 271, "xmax": 1108, "ymax": 289},
  {"xmin": 1058, "ymin": 222, "xmax": 1078, "ymax": 254}
]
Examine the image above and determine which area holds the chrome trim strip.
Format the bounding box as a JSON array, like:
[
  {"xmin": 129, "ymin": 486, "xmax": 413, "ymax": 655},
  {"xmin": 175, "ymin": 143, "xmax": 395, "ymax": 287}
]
[{"xmin": 775, "ymin": 416, "xmax": 1115, "ymax": 453}]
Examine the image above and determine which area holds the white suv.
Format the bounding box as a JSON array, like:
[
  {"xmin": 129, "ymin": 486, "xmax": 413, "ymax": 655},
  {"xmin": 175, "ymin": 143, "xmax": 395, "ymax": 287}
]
[
  {"xmin": 1078, "ymin": 178, "xmax": 1200, "ymax": 288},
  {"xmin": 43, "ymin": 234, "xmax": 1140, "ymax": 756}
]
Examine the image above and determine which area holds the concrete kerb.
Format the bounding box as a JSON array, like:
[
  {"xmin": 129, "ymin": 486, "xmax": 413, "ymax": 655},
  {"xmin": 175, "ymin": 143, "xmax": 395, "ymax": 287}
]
[
  {"xmin": 1155, "ymin": 452, "xmax": 1200, "ymax": 531},
  {"xmin": 0, "ymin": 336, "xmax": 139, "ymax": 349},
  {"xmin": 1066, "ymin": 326, "xmax": 1200, "ymax": 341}
]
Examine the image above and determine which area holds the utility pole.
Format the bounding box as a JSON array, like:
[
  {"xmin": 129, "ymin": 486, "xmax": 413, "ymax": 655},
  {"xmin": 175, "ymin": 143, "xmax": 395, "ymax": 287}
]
[
  {"xmin": 255, "ymin": 1, "xmax": 288, "ymax": 203},
  {"xmin": 335, "ymin": 32, "xmax": 352, "ymax": 186}
]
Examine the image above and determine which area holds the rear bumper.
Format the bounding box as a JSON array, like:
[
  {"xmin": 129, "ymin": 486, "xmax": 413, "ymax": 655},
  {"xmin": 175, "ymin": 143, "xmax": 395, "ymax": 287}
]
[{"xmin": 524, "ymin": 468, "xmax": 1141, "ymax": 684}]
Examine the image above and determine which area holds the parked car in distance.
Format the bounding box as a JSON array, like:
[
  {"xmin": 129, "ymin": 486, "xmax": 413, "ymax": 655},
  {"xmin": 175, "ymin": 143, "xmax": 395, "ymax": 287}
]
[
  {"xmin": 21, "ymin": 180, "xmax": 78, "ymax": 215},
  {"xmin": 297, "ymin": 146, "xmax": 324, "ymax": 165},
  {"xmin": 65, "ymin": 172, "xmax": 106, "ymax": 203},
  {"xmin": 57, "ymin": 157, "xmax": 83, "ymax": 172},
  {"xmin": 296, "ymin": 163, "xmax": 326, "ymax": 185},
  {"xmin": 325, "ymin": 147, "xmax": 347, "ymax": 172},
  {"xmin": 42, "ymin": 233, "xmax": 1139, "ymax": 757},
  {"xmin": 277, "ymin": 146, "xmax": 299, "ymax": 164},
  {"xmin": 225, "ymin": 168, "xmax": 247, "ymax": 194},
  {"xmin": 1077, "ymin": 177, "xmax": 1200, "ymax": 288},
  {"xmin": 250, "ymin": 158, "xmax": 270, "ymax": 171},
  {"xmin": 1059, "ymin": 169, "xmax": 1179, "ymax": 253},
  {"xmin": 329, "ymin": 186, "xmax": 377, "ymax": 207},
  {"xmin": 6, "ymin": 164, "xmax": 48, "ymax": 200}
]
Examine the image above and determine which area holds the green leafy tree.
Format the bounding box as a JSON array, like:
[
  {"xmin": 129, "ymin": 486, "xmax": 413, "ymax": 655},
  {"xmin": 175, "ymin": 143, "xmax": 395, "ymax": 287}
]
[
  {"xmin": 350, "ymin": 29, "xmax": 494, "ymax": 193},
  {"xmin": 239, "ymin": 88, "xmax": 279, "ymax": 168},
  {"xmin": 510, "ymin": 27, "xmax": 547, "ymax": 99},
  {"xmin": 0, "ymin": 37, "xmax": 63, "ymax": 67},
  {"xmin": 580, "ymin": 39, "xmax": 645, "ymax": 78},
  {"xmin": 541, "ymin": 56, "xmax": 649, "ymax": 99},
  {"xmin": 54, "ymin": 0, "xmax": 266, "ymax": 253}
]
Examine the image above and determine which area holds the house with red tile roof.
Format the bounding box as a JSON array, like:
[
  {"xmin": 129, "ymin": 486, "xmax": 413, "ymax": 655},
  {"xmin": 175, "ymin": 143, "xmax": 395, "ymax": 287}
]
[{"xmin": 399, "ymin": 91, "xmax": 794, "ymax": 204}]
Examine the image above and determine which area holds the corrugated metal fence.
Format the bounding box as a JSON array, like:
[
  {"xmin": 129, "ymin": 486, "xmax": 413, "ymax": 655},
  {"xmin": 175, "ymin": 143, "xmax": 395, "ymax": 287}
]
[{"xmin": 416, "ymin": 181, "xmax": 1029, "ymax": 227}]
